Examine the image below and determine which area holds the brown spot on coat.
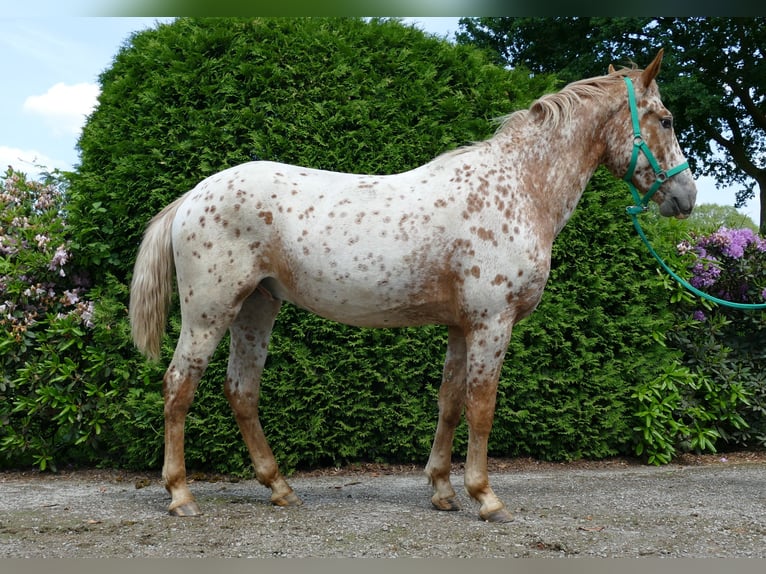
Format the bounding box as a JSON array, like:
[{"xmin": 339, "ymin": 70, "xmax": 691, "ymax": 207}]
[{"xmin": 473, "ymin": 227, "xmax": 498, "ymax": 246}]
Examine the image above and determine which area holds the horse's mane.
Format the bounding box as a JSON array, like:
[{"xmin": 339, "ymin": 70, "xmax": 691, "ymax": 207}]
[
  {"xmin": 497, "ymin": 65, "xmax": 639, "ymax": 134},
  {"xmin": 436, "ymin": 65, "xmax": 640, "ymax": 161}
]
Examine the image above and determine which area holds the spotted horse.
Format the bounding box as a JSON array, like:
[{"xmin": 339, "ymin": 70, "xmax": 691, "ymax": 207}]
[{"xmin": 130, "ymin": 49, "xmax": 696, "ymax": 522}]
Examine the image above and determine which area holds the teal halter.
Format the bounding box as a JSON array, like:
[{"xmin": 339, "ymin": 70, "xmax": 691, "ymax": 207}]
[
  {"xmin": 622, "ymin": 76, "xmax": 690, "ymax": 215},
  {"xmin": 622, "ymin": 76, "xmax": 766, "ymax": 310}
]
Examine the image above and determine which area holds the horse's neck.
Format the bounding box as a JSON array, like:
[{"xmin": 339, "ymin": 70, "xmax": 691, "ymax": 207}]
[{"xmin": 492, "ymin": 109, "xmax": 608, "ymax": 239}]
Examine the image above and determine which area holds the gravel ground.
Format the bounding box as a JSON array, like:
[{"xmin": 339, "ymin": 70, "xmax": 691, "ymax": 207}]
[{"xmin": 2, "ymin": 453, "xmax": 766, "ymax": 558}]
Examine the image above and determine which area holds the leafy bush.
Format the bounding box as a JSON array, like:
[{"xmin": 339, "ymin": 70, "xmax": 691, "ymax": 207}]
[
  {"xmin": 659, "ymin": 226, "xmax": 766, "ymax": 454},
  {"xmin": 0, "ymin": 168, "xmax": 113, "ymax": 469},
  {"xmin": 72, "ymin": 16, "xmax": 679, "ymax": 472},
  {"xmin": 678, "ymin": 227, "xmax": 766, "ymax": 306},
  {"xmin": 63, "ymin": 16, "xmax": 558, "ymax": 474},
  {"xmin": 631, "ymin": 358, "xmax": 750, "ymax": 465},
  {"xmin": 70, "ymin": 17, "xmax": 548, "ymax": 285},
  {"xmin": 603, "ymin": 210, "xmax": 765, "ymax": 464}
]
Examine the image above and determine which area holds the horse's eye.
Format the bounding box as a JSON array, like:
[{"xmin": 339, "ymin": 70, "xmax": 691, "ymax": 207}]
[{"xmin": 661, "ymin": 117, "xmax": 673, "ymax": 129}]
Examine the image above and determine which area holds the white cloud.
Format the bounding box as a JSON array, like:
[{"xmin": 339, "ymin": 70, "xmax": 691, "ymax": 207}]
[{"xmin": 23, "ymin": 82, "xmax": 100, "ymax": 136}]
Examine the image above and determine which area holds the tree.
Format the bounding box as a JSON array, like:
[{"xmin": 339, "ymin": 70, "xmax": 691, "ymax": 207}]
[
  {"xmin": 457, "ymin": 17, "xmax": 766, "ymax": 233},
  {"xmin": 686, "ymin": 203, "xmax": 757, "ymax": 233}
]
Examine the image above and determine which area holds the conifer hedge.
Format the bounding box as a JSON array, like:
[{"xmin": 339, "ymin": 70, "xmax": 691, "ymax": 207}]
[{"xmin": 3, "ymin": 17, "xmax": 706, "ymax": 473}]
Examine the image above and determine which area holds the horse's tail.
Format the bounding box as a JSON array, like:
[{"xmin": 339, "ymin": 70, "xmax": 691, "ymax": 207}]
[{"xmin": 129, "ymin": 195, "xmax": 185, "ymax": 362}]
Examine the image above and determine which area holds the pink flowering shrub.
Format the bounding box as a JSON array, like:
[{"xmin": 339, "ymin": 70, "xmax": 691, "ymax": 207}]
[
  {"xmin": 0, "ymin": 167, "xmax": 150, "ymax": 471},
  {"xmin": 660, "ymin": 226, "xmax": 766, "ymax": 455},
  {"xmin": 677, "ymin": 226, "xmax": 766, "ymax": 312},
  {"xmin": 0, "ymin": 170, "xmax": 94, "ymax": 340}
]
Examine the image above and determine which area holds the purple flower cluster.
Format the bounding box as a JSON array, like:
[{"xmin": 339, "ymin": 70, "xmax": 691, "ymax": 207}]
[
  {"xmin": 700, "ymin": 227, "xmax": 766, "ymax": 259},
  {"xmin": 677, "ymin": 226, "xmax": 766, "ymax": 319},
  {"xmin": 1, "ymin": 168, "xmax": 95, "ymax": 341}
]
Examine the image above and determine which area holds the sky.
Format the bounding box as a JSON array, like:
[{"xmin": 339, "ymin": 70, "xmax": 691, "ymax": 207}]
[{"xmin": 0, "ymin": 15, "xmax": 759, "ymax": 223}]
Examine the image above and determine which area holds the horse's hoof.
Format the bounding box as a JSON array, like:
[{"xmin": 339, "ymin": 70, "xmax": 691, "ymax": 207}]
[
  {"xmin": 272, "ymin": 491, "xmax": 303, "ymax": 507},
  {"xmin": 168, "ymin": 501, "xmax": 202, "ymax": 517},
  {"xmin": 480, "ymin": 507, "xmax": 514, "ymax": 523},
  {"xmin": 431, "ymin": 496, "xmax": 461, "ymax": 512}
]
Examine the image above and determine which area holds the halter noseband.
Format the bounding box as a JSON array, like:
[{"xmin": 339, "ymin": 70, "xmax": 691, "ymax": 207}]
[{"xmin": 622, "ymin": 76, "xmax": 690, "ymax": 215}]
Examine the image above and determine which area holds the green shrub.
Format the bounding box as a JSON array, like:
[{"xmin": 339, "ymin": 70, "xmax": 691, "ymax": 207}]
[
  {"xmin": 660, "ymin": 226, "xmax": 766, "ymax": 454},
  {"xmin": 70, "ymin": 17, "xmax": 547, "ymax": 285},
  {"xmin": 8, "ymin": 18, "xmax": 753, "ymax": 474},
  {"xmin": 0, "ymin": 168, "xmax": 156, "ymax": 470},
  {"xmin": 63, "ymin": 16, "xmax": 555, "ymax": 474}
]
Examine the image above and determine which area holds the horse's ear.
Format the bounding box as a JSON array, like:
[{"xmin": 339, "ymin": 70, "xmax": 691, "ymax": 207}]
[
  {"xmin": 608, "ymin": 64, "xmax": 616, "ymax": 74},
  {"xmin": 639, "ymin": 48, "xmax": 664, "ymax": 87}
]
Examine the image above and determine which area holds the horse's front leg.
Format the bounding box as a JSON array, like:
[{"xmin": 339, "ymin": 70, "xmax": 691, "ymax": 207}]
[
  {"xmin": 425, "ymin": 326, "xmax": 467, "ymax": 511},
  {"xmin": 463, "ymin": 316, "xmax": 515, "ymax": 523}
]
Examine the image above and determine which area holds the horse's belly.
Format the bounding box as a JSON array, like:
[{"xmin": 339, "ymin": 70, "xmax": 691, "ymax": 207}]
[{"xmin": 259, "ymin": 276, "xmax": 455, "ymax": 328}]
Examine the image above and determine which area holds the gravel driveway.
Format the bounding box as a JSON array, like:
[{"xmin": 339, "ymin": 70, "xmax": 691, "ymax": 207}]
[{"xmin": 2, "ymin": 453, "xmax": 765, "ymax": 558}]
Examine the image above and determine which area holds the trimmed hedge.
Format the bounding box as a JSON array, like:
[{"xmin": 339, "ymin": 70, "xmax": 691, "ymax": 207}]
[
  {"xmin": 8, "ymin": 17, "xmax": 755, "ymax": 474},
  {"xmin": 70, "ymin": 17, "xmax": 549, "ymax": 284},
  {"xmin": 99, "ymin": 169, "xmax": 681, "ymax": 475}
]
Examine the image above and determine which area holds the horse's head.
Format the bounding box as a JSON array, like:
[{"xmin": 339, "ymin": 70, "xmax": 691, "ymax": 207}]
[{"xmin": 604, "ymin": 49, "xmax": 697, "ymax": 219}]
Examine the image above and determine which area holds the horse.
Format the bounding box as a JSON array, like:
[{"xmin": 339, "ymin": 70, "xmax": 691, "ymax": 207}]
[{"xmin": 129, "ymin": 49, "xmax": 696, "ymax": 522}]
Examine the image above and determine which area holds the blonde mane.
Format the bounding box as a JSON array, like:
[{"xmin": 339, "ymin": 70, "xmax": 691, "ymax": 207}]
[
  {"xmin": 496, "ymin": 66, "xmax": 639, "ymax": 134},
  {"xmin": 438, "ymin": 66, "xmax": 641, "ymax": 163}
]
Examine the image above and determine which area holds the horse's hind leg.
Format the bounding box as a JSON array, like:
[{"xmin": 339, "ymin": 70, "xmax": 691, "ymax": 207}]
[
  {"xmin": 425, "ymin": 326, "xmax": 467, "ymax": 512},
  {"xmin": 163, "ymin": 321, "xmax": 230, "ymax": 516},
  {"xmin": 224, "ymin": 289, "xmax": 301, "ymax": 507}
]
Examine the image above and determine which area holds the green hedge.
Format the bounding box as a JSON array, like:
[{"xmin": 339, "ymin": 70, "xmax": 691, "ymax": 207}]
[
  {"xmin": 70, "ymin": 17, "xmax": 550, "ymax": 284},
  {"xmin": 97, "ymin": 169, "xmax": 681, "ymax": 474},
  {"xmin": 4, "ymin": 17, "xmax": 759, "ymax": 474}
]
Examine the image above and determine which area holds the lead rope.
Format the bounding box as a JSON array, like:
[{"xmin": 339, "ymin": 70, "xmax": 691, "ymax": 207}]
[{"xmin": 628, "ymin": 210, "xmax": 766, "ymax": 310}]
